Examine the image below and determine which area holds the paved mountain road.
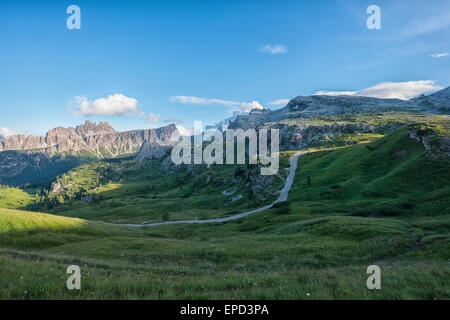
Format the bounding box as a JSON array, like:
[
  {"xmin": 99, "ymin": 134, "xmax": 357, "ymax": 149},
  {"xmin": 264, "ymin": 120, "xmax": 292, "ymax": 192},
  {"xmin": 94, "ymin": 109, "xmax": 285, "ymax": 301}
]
[{"xmin": 124, "ymin": 151, "xmax": 306, "ymax": 227}]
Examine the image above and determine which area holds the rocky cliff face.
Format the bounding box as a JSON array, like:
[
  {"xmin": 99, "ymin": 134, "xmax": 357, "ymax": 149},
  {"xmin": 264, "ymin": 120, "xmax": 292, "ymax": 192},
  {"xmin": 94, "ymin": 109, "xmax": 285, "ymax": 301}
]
[
  {"xmin": 229, "ymin": 96, "xmax": 407, "ymax": 130},
  {"xmin": 135, "ymin": 125, "xmax": 179, "ymax": 161},
  {"xmin": 409, "ymin": 125, "xmax": 450, "ymax": 157},
  {"xmin": 0, "ymin": 121, "xmax": 177, "ymax": 159},
  {"xmin": 270, "ymin": 123, "xmax": 377, "ymax": 151},
  {"xmin": 229, "ymin": 87, "xmax": 450, "ymax": 130},
  {"xmin": 226, "ymin": 88, "xmax": 450, "ymax": 152}
]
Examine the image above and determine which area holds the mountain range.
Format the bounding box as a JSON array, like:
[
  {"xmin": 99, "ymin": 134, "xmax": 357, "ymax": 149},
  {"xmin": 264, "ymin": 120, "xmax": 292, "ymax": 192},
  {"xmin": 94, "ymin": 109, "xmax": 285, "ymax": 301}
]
[
  {"xmin": 0, "ymin": 121, "xmax": 178, "ymax": 186},
  {"xmin": 0, "ymin": 120, "xmax": 177, "ymax": 158},
  {"xmin": 229, "ymin": 86, "xmax": 450, "ymax": 130}
]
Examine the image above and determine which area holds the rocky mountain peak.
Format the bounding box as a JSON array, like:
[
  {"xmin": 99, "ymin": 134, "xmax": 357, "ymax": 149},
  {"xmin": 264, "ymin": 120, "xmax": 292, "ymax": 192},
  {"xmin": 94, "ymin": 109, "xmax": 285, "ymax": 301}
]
[
  {"xmin": 0, "ymin": 121, "xmax": 176, "ymax": 159},
  {"xmin": 75, "ymin": 120, "xmax": 116, "ymax": 136},
  {"xmin": 430, "ymin": 86, "xmax": 450, "ymax": 100},
  {"xmin": 411, "ymin": 86, "xmax": 450, "ymax": 113}
]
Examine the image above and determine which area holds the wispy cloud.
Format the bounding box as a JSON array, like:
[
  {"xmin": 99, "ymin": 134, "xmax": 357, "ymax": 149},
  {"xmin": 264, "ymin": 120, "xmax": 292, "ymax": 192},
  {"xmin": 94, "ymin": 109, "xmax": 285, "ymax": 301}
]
[
  {"xmin": 169, "ymin": 96, "xmax": 237, "ymax": 106},
  {"xmin": 258, "ymin": 44, "xmax": 287, "ymax": 55},
  {"xmin": 400, "ymin": 10, "xmax": 450, "ymax": 38},
  {"xmin": 69, "ymin": 93, "xmax": 143, "ymax": 116},
  {"xmin": 268, "ymin": 99, "xmax": 291, "ymax": 106},
  {"xmin": 314, "ymin": 90, "xmax": 358, "ymax": 96},
  {"xmin": 169, "ymin": 96, "xmax": 264, "ymax": 113},
  {"xmin": 430, "ymin": 52, "xmax": 449, "ymax": 58},
  {"xmin": 342, "ymin": 3, "xmax": 450, "ymax": 61},
  {"xmin": 163, "ymin": 118, "xmax": 184, "ymax": 124},
  {"xmin": 145, "ymin": 113, "xmax": 160, "ymax": 123},
  {"xmin": 145, "ymin": 114, "xmax": 185, "ymax": 126},
  {"xmin": 314, "ymin": 80, "xmax": 442, "ymax": 100},
  {"xmin": 0, "ymin": 127, "xmax": 17, "ymax": 139}
]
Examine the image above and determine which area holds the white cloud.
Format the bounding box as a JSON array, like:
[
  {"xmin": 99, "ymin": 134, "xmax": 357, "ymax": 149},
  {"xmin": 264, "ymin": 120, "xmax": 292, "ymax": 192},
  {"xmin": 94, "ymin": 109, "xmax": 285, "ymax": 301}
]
[
  {"xmin": 259, "ymin": 44, "xmax": 288, "ymax": 55},
  {"xmin": 357, "ymin": 81, "xmax": 442, "ymax": 100},
  {"xmin": 314, "ymin": 91, "xmax": 358, "ymax": 97},
  {"xmin": 430, "ymin": 53, "xmax": 449, "ymax": 58},
  {"xmin": 0, "ymin": 127, "xmax": 17, "ymax": 139},
  {"xmin": 175, "ymin": 125, "xmax": 193, "ymax": 137},
  {"xmin": 314, "ymin": 80, "xmax": 442, "ymax": 100},
  {"xmin": 169, "ymin": 96, "xmax": 237, "ymax": 106},
  {"xmin": 70, "ymin": 93, "xmax": 142, "ymax": 116},
  {"xmin": 163, "ymin": 118, "xmax": 184, "ymax": 124},
  {"xmin": 239, "ymin": 101, "xmax": 264, "ymax": 113},
  {"xmin": 146, "ymin": 113, "xmax": 160, "ymax": 123},
  {"xmin": 268, "ymin": 99, "xmax": 291, "ymax": 106},
  {"xmin": 169, "ymin": 96, "xmax": 264, "ymax": 113}
]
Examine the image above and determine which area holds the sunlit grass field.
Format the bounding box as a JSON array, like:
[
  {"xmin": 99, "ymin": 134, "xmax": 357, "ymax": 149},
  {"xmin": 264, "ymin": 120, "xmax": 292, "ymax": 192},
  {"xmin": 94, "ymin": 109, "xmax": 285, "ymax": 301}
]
[
  {"xmin": 0, "ymin": 187, "xmax": 35, "ymax": 210},
  {"xmin": 0, "ymin": 207, "xmax": 448, "ymax": 299}
]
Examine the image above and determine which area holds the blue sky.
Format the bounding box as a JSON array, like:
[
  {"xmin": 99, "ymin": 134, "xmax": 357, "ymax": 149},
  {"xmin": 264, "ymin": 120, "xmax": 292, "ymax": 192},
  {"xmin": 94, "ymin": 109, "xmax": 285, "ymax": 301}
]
[{"xmin": 1, "ymin": 0, "xmax": 449, "ymax": 136}]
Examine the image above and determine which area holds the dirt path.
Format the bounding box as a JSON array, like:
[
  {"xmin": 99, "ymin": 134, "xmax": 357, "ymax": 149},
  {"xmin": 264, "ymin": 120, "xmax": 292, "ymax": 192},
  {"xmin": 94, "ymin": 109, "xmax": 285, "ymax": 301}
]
[{"xmin": 125, "ymin": 151, "xmax": 306, "ymax": 227}]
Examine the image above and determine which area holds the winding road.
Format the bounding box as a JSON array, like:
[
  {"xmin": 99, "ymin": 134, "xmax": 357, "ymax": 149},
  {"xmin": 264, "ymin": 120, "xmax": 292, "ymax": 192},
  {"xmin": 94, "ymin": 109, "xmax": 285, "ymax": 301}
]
[{"xmin": 125, "ymin": 151, "xmax": 306, "ymax": 227}]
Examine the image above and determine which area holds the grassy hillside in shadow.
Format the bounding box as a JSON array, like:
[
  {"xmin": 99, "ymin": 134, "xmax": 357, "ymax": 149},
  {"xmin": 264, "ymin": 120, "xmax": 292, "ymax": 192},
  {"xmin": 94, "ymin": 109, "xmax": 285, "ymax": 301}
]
[
  {"xmin": 0, "ymin": 151, "xmax": 96, "ymax": 187},
  {"xmin": 39, "ymin": 154, "xmax": 292, "ymax": 223}
]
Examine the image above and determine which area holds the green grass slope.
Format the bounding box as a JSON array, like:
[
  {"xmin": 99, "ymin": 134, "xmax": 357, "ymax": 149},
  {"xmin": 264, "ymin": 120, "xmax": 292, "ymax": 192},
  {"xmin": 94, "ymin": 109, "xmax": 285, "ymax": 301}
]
[
  {"xmin": 0, "ymin": 205, "xmax": 448, "ymax": 299},
  {"xmin": 0, "ymin": 186, "xmax": 35, "ymax": 210},
  {"xmin": 0, "ymin": 208, "xmax": 135, "ymax": 250},
  {"xmin": 289, "ymin": 124, "xmax": 450, "ymax": 218}
]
